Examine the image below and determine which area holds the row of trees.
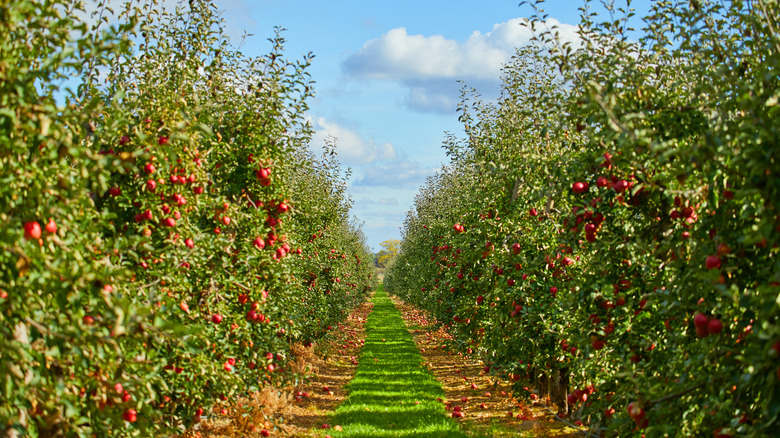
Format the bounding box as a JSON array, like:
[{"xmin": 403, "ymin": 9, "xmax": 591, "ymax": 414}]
[
  {"xmin": 0, "ymin": 1, "xmax": 374, "ymax": 436},
  {"xmin": 386, "ymin": 1, "xmax": 779, "ymax": 436}
]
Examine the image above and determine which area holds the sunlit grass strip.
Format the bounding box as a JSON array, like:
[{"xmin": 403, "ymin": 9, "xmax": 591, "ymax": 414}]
[{"xmin": 326, "ymin": 284, "xmax": 466, "ymax": 438}]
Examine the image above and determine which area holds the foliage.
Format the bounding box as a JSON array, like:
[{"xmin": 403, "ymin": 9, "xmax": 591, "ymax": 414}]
[
  {"xmin": 375, "ymin": 239, "xmax": 402, "ymax": 269},
  {"xmin": 385, "ymin": 1, "xmax": 780, "ymax": 437},
  {"xmin": 0, "ymin": 1, "xmax": 374, "ymax": 436}
]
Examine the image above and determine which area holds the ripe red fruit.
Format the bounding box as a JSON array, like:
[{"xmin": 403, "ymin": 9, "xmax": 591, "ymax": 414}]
[
  {"xmin": 592, "ymin": 339, "xmax": 605, "ymax": 350},
  {"xmin": 163, "ymin": 217, "xmax": 176, "ymax": 227},
  {"xmin": 122, "ymin": 408, "xmax": 137, "ymax": 422},
  {"xmin": 529, "ymin": 208, "xmax": 538, "ymax": 217},
  {"xmin": 146, "ymin": 179, "xmax": 156, "ymax": 192},
  {"xmin": 476, "ymin": 296, "xmax": 484, "ymax": 305},
  {"xmin": 572, "ymin": 182, "xmax": 589, "ymax": 194},
  {"xmin": 627, "ymin": 402, "xmax": 643, "ymax": 418},
  {"xmin": 257, "ymin": 167, "xmax": 271, "ymax": 179},
  {"xmin": 253, "ymin": 236, "xmax": 266, "ymax": 249},
  {"xmin": 277, "ymin": 203, "xmax": 289, "ymax": 214},
  {"xmin": 260, "ymin": 430, "xmax": 270, "ymax": 437},
  {"xmin": 24, "ymin": 221, "xmax": 41, "ymax": 240},
  {"xmin": 707, "ymin": 318, "xmax": 723, "ymax": 335},
  {"xmin": 613, "ymin": 179, "xmax": 628, "ymax": 193},
  {"xmin": 212, "ymin": 314, "xmax": 223, "ymax": 324},
  {"xmin": 45, "ymin": 219, "xmax": 57, "ymax": 234},
  {"xmin": 567, "ymin": 394, "xmax": 577, "ymax": 405},
  {"xmin": 705, "ymin": 255, "xmax": 721, "ymax": 270},
  {"xmin": 596, "ymin": 177, "xmax": 609, "ymax": 187},
  {"xmin": 507, "ymin": 279, "xmax": 515, "ymax": 287},
  {"xmin": 221, "ymin": 216, "xmax": 231, "ymax": 226},
  {"xmin": 694, "ymin": 313, "xmax": 709, "ymax": 328},
  {"xmin": 184, "ymin": 238, "xmax": 194, "ymax": 249},
  {"xmin": 453, "ymin": 223, "xmax": 465, "ymax": 233},
  {"xmin": 550, "ymin": 286, "xmax": 558, "ymax": 295},
  {"xmin": 143, "ymin": 163, "xmax": 155, "ymax": 174},
  {"xmin": 109, "ymin": 187, "xmax": 122, "ymax": 197},
  {"xmin": 512, "ymin": 243, "xmax": 522, "ymax": 255}
]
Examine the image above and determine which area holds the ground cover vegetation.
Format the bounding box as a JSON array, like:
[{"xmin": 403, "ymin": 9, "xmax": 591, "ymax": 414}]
[
  {"xmin": 325, "ymin": 285, "xmax": 466, "ymax": 438},
  {"xmin": 0, "ymin": 1, "xmax": 375, "ymax": 436},
  {"xmin": 385, "ymin": 1, "xmax": 780, "ymax": 436}
]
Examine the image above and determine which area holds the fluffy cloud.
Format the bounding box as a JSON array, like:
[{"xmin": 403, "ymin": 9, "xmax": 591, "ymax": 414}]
[
  {"xmin": 310, "ymin": 118, "xmax": 398, "ymax": 166},
  {"xmin": 343, "ymin": 18, "xmax": 580, "ymax": 113}
]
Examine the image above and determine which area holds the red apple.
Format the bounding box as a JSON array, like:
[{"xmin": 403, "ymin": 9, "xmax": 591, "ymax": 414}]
[
  {"xmin": 572, "ymin": 182, "xmax": 589, "ymax": 194},
  {"xmin": 707, "ymin": 318, "xmax": 723, "ymax": 335},
  {"xmin": 122, "ymin": 408, "xmax": 137, "ymax": 422},
  {"xmin": 705, "ymin": 255, "xmax": 722, "ymax": 270},
  {"xmin": 212, "ymin": 314, "xmax": 223, "ymax": 324},
  {"xmin": 613, "ymin": 180, "xmax": 628, "ymax": 193},
  {"xmin": 694, "ymin": 312, "xmax": 709, "ymax": 328},
  {"xmin": 45, "ymin": 219, "xmax": 57, "ymax": 234},
  {"xmin": 24, "ymin": 221, "xmax": 41, "ymax": 240}
]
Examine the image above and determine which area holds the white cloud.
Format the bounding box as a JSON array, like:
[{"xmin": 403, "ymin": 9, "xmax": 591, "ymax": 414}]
[
  {"xmin": 310, "ymin": 117, "xmax": 398, "ymax": 166},
  {"xmin": 307, "ymin": 117, "xmax": 438, "ymax": 187},
  {"xmin": 343, "ymin": 18, "xmax": 580, "ymax": 113}
]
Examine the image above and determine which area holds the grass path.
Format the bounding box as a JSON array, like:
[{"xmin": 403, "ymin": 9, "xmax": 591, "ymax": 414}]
[{"xmin": 325, "ymin": 285, "xmax": 466, "ymax": 438}]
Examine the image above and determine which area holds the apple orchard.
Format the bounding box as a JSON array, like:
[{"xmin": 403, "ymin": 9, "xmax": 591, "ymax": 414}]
[
  {"xmin": 1, "ymin": 0, "xmax": 779, "ymax": 438},
  {"xmin": 384, "ymin": 1, "xmax": 780, "ymax": 437}
]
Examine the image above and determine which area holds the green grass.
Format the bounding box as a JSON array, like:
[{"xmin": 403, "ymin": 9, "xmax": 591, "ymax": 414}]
[{"xmin": 325, "ymin": 284, "xmax": 466, "ymax": 438}]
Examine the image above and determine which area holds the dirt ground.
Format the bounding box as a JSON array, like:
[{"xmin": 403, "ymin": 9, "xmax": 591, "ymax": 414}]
[{"xmin": 391, "ymin": 296, "xmax": 583, "ymax": 438}]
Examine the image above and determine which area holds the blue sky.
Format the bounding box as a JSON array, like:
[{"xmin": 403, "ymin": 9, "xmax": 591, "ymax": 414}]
[{"xmin": 180, "ymin": 1, "xmax": 655, "ymax": 251}]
